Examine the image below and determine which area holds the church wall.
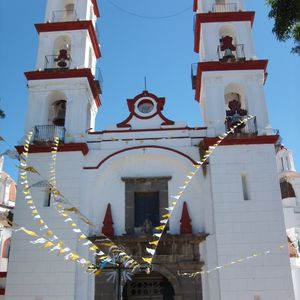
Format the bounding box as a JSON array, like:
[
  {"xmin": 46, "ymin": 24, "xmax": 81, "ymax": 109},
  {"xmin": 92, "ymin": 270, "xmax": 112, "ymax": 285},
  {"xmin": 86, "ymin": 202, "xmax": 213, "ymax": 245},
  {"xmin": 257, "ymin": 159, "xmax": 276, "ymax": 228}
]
[
  {"xmin": 209, "ymin": 144, "xmax": 295, "ymax": 300},
  {"xmin": 83, "ymin": 144, "xmax": 207, "ymax": 236},
  {"xmin": 5, "ymin": 152, "xmax": 86, "ymax": 300}
]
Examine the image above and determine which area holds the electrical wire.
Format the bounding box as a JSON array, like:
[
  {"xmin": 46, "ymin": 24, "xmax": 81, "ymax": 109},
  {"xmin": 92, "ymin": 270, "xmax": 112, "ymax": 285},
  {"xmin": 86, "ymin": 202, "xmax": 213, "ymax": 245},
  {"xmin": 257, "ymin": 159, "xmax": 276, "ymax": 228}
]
[{"xmin": 105, "ymin": 0, "xmax": 192, "ymax": 20}]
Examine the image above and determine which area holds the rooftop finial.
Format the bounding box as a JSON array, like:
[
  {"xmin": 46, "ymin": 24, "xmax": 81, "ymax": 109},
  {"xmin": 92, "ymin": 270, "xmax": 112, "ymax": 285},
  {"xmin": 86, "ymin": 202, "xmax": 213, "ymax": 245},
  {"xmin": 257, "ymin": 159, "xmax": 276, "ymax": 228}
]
[{"xmin": 144, "ymin": 76, "xmax": 147, "ymax": 91}]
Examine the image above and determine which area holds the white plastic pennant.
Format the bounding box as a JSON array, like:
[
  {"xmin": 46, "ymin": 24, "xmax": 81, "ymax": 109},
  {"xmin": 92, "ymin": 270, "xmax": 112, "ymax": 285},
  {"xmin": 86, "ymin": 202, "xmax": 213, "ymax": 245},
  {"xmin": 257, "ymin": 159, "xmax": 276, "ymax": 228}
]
[
  {"xmin": 165, "ymin": 207, "xmax": 174, "ymax": 211},
  {"xmin": 83, "ymin": 240, "xmax": 93, "ymax": 246},
  {"xmin": 146, "ymin": 248, "xmax": 155, "ymax": 255},
  {"xmin": 30, "ymin": 238, "xmax": 47, "ymax": 244}
]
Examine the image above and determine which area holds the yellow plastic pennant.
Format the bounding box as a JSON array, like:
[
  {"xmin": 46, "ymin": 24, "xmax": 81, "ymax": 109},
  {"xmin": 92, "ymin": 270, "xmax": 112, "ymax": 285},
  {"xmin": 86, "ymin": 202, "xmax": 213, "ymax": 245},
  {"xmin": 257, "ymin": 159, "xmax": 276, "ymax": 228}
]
[
  {"xmin": 162, "ymin": 213, "xmax": 170, "ymax": 219},
  {"xmin": 43, "ymin": 241, "xmax": 54, "ymax": 249},
  {"xmin": 155, "ymin": 225, "xmax": 165, "ymax": 231},
  {"xmin": 21, "ymin": 228, "xmax": 39, "ymax": 237},
  {"xmin": 94, "ymin": 269, "xmax": 102, "ymax": 276},
  {"xmin": 69, "ymin": 253, "xmax": 80, "ymax": 261},
  {"xmin": 149, "ymin": 240, "xmax": 159, "ymax": 246},
  {"xmin": 89, "ymin": 245, "xmax": 98, "ymax": 252},
  {"xmin": 142, "ymin": 257, "xmax": 153, "ymax": 264},
  {"xmin": 78, "ymin": 234, "xmax": 87, "ymax": 241}
]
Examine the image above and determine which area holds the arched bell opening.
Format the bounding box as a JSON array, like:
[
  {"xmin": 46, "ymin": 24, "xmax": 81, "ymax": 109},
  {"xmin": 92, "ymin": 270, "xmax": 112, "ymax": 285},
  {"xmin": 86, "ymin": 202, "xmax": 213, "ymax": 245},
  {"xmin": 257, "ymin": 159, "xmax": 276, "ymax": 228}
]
[
  {"xmin": 61, "ymin": 0, "xmax": 75, "ymax": 21},
  {"xmin": 213, "ymin": 0, "xmax": 238, "ymax": 12},
  {"xmin": 224, "ymin": 83, "xmax": 255, "ymax": 134},
  {"xmin": 280, "ymin": 180, "xmax": 296, "ymax": 199},
  {"xmin": 51, "ymin": 35, "xmax": 72, "ymax": 69},
  {"xmin": 51, "ymin": 100, "xmax": 67, "ymax": 126},
  {"xmin": 47, "ymin": 91, "xmax": 67, "ymax": 127},
  {"xmin": 123, "ymin": 272, "xmax": 175, "ymax": 300},
  {"xmin": 218, "ymin": 25, "xmax": 245, "ymax": 61}
]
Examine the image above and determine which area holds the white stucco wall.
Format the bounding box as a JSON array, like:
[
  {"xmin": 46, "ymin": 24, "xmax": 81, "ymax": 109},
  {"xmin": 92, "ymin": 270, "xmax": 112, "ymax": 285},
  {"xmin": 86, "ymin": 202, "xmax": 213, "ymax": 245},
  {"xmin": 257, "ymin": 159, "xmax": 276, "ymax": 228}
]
[{"xmin": 208, "ymin": 144, "xmax": 295, "ymax": 300}]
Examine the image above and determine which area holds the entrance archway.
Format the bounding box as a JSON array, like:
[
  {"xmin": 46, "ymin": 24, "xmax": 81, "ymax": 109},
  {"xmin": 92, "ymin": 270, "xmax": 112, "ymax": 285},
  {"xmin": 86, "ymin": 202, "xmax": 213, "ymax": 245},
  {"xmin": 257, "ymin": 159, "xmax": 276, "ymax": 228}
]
[{"xmin": 123, "ymin": 272, "xmax": 175, "ymax": 300}]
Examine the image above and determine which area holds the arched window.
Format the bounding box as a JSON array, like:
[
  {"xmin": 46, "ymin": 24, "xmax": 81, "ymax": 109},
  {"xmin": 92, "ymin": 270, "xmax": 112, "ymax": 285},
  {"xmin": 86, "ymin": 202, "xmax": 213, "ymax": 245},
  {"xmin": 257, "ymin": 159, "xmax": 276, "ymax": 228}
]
[
  {"xmin": 280, "ymin": 180, "xmax": 296, "ymax": 199},
  {"xmin": 2, "ymin": 238, "xmax": 11, "ymax": 258}
]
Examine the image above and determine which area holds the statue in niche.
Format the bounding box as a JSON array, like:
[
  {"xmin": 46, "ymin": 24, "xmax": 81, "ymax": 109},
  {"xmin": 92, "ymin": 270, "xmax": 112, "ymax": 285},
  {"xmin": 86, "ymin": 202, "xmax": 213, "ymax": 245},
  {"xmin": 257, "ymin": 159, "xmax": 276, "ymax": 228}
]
[
  {"xmin": 220, "ymin": 35, "xmax": 236, "ymax": 62},
  {"xmin": 226, "ymin": 99, "xmax": 247, "ymax": 132},
  {"xmin": 142, "ymin": 218, "xmax": 153, "ymax": 234}
]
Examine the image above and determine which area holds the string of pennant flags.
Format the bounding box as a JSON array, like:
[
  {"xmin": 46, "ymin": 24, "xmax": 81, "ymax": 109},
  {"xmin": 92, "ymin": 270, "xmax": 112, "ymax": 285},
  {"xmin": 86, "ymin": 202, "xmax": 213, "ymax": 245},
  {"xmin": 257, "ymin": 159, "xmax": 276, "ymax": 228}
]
[
  {"xmin": 1, "ymin": 136, "xmax": 142, "ymax": 275},
  {"xmin": 17, "ymin": 130, "xmax": 141, "ymax": 275},
  {"xmin": 142, "ymin": 115, "xmax": 255, "ymax": 264},
  {"xmin": 178, "ymin": 244, "xmax": 287, "ymax": 277},
  {"xmin": 1, "ymin": 135, "xmax": 142, "ymax": 274},
  {"xmin": 18, "ymin": 130, "xmax": 100, "ymax": 273},
  {"xmin": 45, "ymin": 135, "xmax": 142, "ymax": 273},
  {"xmin": 2, "ymin": 115, "xmax": 297, "ymax": 277}
]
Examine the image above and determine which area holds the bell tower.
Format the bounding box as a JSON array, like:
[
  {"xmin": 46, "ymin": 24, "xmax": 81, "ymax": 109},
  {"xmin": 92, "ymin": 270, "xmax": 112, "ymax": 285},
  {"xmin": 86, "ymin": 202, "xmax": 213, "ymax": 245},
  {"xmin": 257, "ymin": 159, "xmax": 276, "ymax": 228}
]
[
  {"xmin": 192, "ymin": 1, "xmax": 296, "ymax": 300},
  {"xmin": 192, "ymin": 0, "xmax": 271, "ymax": 137},
  {"xmin": 24, "ymin": 0, "xmax": 101, "ymax": 143}
]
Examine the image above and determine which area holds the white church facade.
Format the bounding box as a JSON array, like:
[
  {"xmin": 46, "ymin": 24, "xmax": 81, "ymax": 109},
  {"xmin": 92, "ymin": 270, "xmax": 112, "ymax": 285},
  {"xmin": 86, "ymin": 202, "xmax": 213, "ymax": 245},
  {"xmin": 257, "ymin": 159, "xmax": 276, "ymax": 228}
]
[{"xmin": 4, "ymin": 0, "xmax": 299, "ymax": 299}]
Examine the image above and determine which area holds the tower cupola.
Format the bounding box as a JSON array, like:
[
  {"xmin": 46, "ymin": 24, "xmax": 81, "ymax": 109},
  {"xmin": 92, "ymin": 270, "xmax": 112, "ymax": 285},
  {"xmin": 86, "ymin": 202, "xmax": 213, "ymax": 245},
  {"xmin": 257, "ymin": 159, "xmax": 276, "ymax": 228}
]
[{"xmin": 24, "ymin": 0, "xmax": 102, "ymax": 144}]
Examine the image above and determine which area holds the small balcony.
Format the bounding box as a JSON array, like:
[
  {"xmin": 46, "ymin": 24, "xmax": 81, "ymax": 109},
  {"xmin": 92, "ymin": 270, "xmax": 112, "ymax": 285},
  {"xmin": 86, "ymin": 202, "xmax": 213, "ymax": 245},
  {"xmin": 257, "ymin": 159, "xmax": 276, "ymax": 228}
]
[
  {"xmin": 51, "ymin": 9, "xmax": 78, "ymax": 22},
  {"xmin": 218, "ymin": 44, "xmax": 245, "ymax": 62},
  {"xmin": 212, "ymin": 3, "xmax": 238, "ymax": 13},
  {"xmin": 191, "ymin": 63, "xmax": 198, "ymax": 90},
  {"xmin": 45, "ymin": 52, "xmax": 72, "ymax": 70},
  {"xmin": 92, "ymin": 67, "xmax": 103, "ymax": 94},
  {"xmin": 33, "ymin": 125, "xmax": 65, "ymax": 145},
  {"xmin": 225, "ymin": 115, "xmax": 258, "ymax": 135}
]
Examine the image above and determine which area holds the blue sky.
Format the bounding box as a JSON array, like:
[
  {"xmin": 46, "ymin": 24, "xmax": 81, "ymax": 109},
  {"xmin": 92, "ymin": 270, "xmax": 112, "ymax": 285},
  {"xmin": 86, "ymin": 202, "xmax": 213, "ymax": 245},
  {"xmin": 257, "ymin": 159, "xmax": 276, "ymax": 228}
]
[{"xmin": 0, "ymin": 0, "xmax": 299, "ymax": 180}]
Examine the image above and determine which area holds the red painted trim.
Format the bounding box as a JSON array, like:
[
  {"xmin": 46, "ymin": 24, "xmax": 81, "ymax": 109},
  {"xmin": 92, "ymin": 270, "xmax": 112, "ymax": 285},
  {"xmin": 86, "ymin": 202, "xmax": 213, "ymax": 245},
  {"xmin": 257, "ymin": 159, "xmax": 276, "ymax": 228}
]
[
  {"xmin": 91, "ymin": 0, "xmax": 100, "ymax": 17},
  {"xmin": 194, "ymin": 11, "xmax": 255, "ymax": 53},
  {"xmin": 89, "ymin": 126, "xmax": 207, "ymax": 135},
  {"xmin": 0, "ymin": 272, "xmax": 7, "ymax": 278},
  {"xmin": 35, "ymin": 21, "xmax": 101, "ymax": 58},
  {"xmin": 193, "ymin": 0, "xmax": 198, "ymax": 12},
  {"xmin": 195, "ymin": 60, "xmax": 268, "ymax": 102},
  {"xmin": 0, "ymin": 288, "xmax": 5, "ymax": 295},
  {"xmin": 180, "ymin": 202, "xmax": 192, "ymax": 234},
  {"xmin": 24, "ymin": 69, "xmax": 101, "ymax": 107},
  {"xmin": 2, "ymin": 238, "xmax": 10, "ymax": 258},
  {"xmin": 203, "ymin": 135, "xmax": 279, "ymax": 150},
  {"xmin": 117, "ymin": 91, "xmax": 175, "ymax": 128},
  {"xmin": 102, "ymin": 203, "xmax": 114, "ymax": 236},
  {"xmin": 84, "ymin": 145, "xmax": 200, "ymax": 170},
  {"xmin": 16, "ymin": 143, "xmax": 89, "ymax": 156}
]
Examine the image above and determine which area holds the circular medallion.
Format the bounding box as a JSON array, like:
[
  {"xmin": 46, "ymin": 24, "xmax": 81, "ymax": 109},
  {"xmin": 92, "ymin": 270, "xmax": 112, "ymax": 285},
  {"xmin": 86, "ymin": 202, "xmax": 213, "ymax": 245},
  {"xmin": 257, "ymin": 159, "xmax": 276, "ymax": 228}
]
[{"xmin": 137, "ymin": 100, "xmax": 154, "ymax": 114}]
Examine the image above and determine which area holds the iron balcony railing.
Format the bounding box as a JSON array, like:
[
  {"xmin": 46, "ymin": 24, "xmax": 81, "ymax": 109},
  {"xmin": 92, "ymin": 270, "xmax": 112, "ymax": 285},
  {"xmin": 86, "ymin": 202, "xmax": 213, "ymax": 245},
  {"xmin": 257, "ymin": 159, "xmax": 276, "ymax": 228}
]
[
  {"xmin": 92, "ymin": 67, "xmax": 103, "ymax": 94},
  {"xmin": 45, "ymin": 54, "xmax": 72, "ymax": 70},
  {"xmin": 191, "ymin": 63, "xmax": 198, "ymax": 90},
  {"xmin": 225, "ymin": 115, "xmax": 258, "ymax": 135},
  {"xmin": 217, "ymin": 44, "xmax": 245, "ymax": 62},
  {"xmin": 33, "ymin": 125, "xmax": 65, "ymax": 144},
  {"xmin": 52, "ymin": 9, "xmax": 78, "ymax": 22},
  {"xmin": 212, "ymin": 3, "xmax": 238, "ymax": 13}
]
